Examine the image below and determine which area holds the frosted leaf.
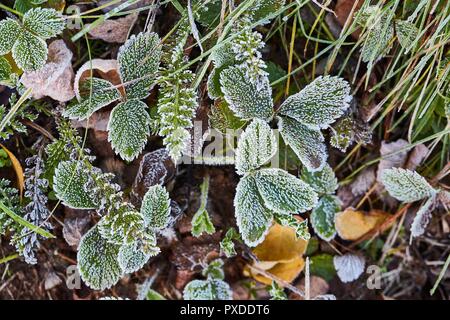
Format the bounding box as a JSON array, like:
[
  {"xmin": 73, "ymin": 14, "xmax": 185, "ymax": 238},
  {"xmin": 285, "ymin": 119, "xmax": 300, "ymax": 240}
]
[
  {"xmin": 254, "ymin": 168, "xmax": 318, "ymax": 215},
  {"xmin": 380, "ymin": 168, "xmax": 435, "ymax": 203},
  {"xmin": 140, "ymin": 185, "xmax": 171, "ymax": 230},
  {"xmin": 333, "ymin": 254, "xmax": 365, "ymax": 283},
  {"xmin": 23, "ymin": 8, "xmax": 65, "ymax": 39},
  {"xmin": 278, "ymin": 76, "xmax": 351, "ymax": 129},
  {"xmin": 274, "ymin": 214, "xmax": 310, "ymax": 241},
  {"xmin": 12, "ymin": 31, "xmax": 47, "ymax": 72},
  {"xmin": 301, "ymin": 164, "xmax": 338, "ymax": 195},
  {"xmin": 98, "ymin": 209, "xmax": 146, "ymax": 245},
  {"xmin": 64, "ymin": 78, "xmax": 121, "ymax": 120},
  {"xmin": 202, "ymin": 259, "xmax": 225, "ymax": 280},
  {"xmin": 211, "ymin": 42, "xmax": 237, "ymax": 68},
  {"xmin": 278, "ymin": 116, "xmax": 327, "ymax": 172},
  {"xmin": 235, "ymin": 119, "xmax": 277, "ymax": 175},
  {"xmin": 191, "ymin": 176, "xmax": 215, "ymax": 237},
  {"xmin": 54, "ymin": 160, "xmax": 98, "ymax": 209},
  {"xmin": 252, "ymin": 0, "xmax": 286, "ymax": 24},
  {"xmin": 108, "ymin": 100, "xmax": 150, "ymax": 161},
  {"xmin": 77, "ymin": 226, "xmax": 122, "ymax": 290},
  {"xmin": 0, "ymin": 57, "xmax": 12, "ymax": 83},
  {"xmin": 220, "ymin": 228, "xmax": 240, "ymax": 258},
  {"xmin": 395, "ymin": 20, "xmax": 419, "ymax": 52},
  {"xmin": 360, "ymin": 10, "xmax": 394, "ymax": 63},
  {"xmin": 117, "ymin": 241, "xmax": 154, "ymax": 274},
  {"xmin": 311, "ymin": 195, "xmax": 340, "ymax": 241},
  {"xmin": 183, "ymin": 279, "xmax": 232, "ymax": 300},
  {"xmin": 118, "ymin": 32, "xmax": 162, "ymax": 100},
  {"xmin": 220, "ymin": 65, "xmax": 274, "ymax": 121},
  {"xmin": 0, "ymin": 18, "xmax": 21, "ymax": 55},
  {"xmin": 234, "ymin": 175, "xmax": 273, "ymax": 247},
  {"xmin": 410, "ymin": 196, "xmax": 435, "ymax": 240}
]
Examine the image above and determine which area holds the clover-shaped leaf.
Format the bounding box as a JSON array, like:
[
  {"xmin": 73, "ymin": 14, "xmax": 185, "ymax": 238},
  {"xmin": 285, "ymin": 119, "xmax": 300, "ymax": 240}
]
[
  {"xmin": 140, "ymin": 185, "xmax": 171, "ymax": 230},
  {"xmin": 13, "ymin": 31, "xmax": 48, "ymax": 72},
  {"xmin": 311, "ymin": 195, "xmax": 340, "ymax": 241},
  {"xmin": 23, "ymin": 8, "xmax": 65, "ymax": 39},
  {"xmin": 0, "ymin": 19, "xmax": 21, "ymax": 55},
  {"xmin": 278, "ymin": 76, "xmax": 351, "ymax": 129},
  {"xmin": 220, "ymin": 65, "xmax": 274, "ymax": 121},
  {"xmin": 108, "ymin": 100, "xmax": 151, "ymax": 161},
  {"xmin": 77, "ymin": 226, "xmax": 122, "ymax": 290},
  {"xmin": 254, "ymin": 168, "xmax": 318, "ymax": 215},
  {"xmin": 63, "ymin": 77, "xmax": 121, "ymax": 120},
  {"xmin": 278, "ymin": 115, "xmax": 327, "ymax": 172},
  {"xmin": 235, "ymin": 119, "xmax": 277, "ymax": 175},
  {"xmin": 118, "ymin": 32, "xmax": 162, "ymax": 100},
  {"xmin": 301, "ymin": 164, "xmax": 338, "ymax": 195},
  {"xmin": 380, "ymin": 168, "xmax": 435, "ymax": 203},
  {"xmin": 234, "ymin": 175, "xmax": 273, "ymax": 247},
  {"xmin": 54, "ymin": 160, "xmax": 99, "ymax": 209}
]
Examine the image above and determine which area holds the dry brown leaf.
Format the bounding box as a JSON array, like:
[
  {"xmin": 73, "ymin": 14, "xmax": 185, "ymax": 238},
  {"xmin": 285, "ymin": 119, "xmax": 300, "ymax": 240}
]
[
  {"xmin": 74, "ymin": 59, "xmax": 121, "ymax": 100},
  {"xmin": 0, "ymin": 143, "xmax": 24, "ymax": 198},
  {"xmin": 291, "ymin": 276, "xmax": 330, "ymax": 300},
  {"xmin": 350, "ymin": 167, "xmax": 376, "ymax": 196},
  {"xmin": 376, "ymin": 139, "xmax": 409, "ymax": 184},
  {"xmin": 405, "ymin": 144, "xmax": 429, "ymax": 171},
  {"xmin": 20, "ymin": 40, "xmax": 74, "ymax": 102},
  {"xmin": 88, "ymin": 14, "xmax": 138, "ymax": 43},
  {"xmin": 335, "ymin": 208, "xmax": 389, "ymax": 240}
]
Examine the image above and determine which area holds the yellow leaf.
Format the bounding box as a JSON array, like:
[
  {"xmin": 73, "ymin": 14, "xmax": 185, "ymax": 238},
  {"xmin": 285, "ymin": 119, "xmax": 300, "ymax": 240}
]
[
  {"xmin": 249, "ymin": 257, "xmax": 305, "ymax": 285},
  {"xmin": 335, "ymin": 208, "xmax": 389, "ymax": 240},
  {"xmin": 0, "ymin": 144, "xmax": 24, "ymax": 198},
  {"xmin": 3, "ymin": 53, "xmax": 23, "ymax": 76}
]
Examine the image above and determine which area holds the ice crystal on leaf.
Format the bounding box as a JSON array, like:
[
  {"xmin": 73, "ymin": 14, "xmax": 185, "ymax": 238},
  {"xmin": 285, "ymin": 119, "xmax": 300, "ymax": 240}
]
[
  {"xmin": 220, "ymin": 66, "xmax": 273, "ymax": 121},
  {"xmin": 252, "ymin": 0, "xmax": 286, "ymax": 24},
  {"xmin": 107, "ymin": 100, "xmax": 151, "ymax": 162},
  {"xmin": 380, "ymin": 168, "xmax": 435, "ymax": 203},
  {"xmin": 311, "ymin": 195, "xmax": 340, "ymax": 241},
  {"xmin": 235, "ymin": 119, "xmax": 277, "ymax": 175},
  {"xmin": 278, "ymin": 76, "xmax": 351, "ymax": 129},
  {"xmin": 333, "ymin": 254, "xmax": 365, "ymax": 283},
  {"xmin": 117, "ymin": 241, "xmax": 156, "ymax": 274},
  {"xmin": 273, "ymin": 214, "xmax": 310, "ymax": 241},
  {"xmin": 0, "ymin": 19, "xmax": 21, "ymax": 55},
  {"xmin": 140, "ymin": 185, "xmax": 171, "ymax": 230},
  {"xmin": 191, "ymin": 176, "xmax": 215, "ymax": 237},
  {"xmin": 301, "ymin": 164, "xmax": 338, "ymax": 195},
  {"xmin": 220, "ymin": 228, "xmax": 240, "ymax": 258},
  {"xmin": 395, "ymin": 20, "xmax": 419, "ymax": 52},
  {"xmin": 13, "ymin": 31, "xmax": 48, "ymax": 72},
  {"xmin": 23, "ymin": 8, "xmax": 66, "ymax": 39}
]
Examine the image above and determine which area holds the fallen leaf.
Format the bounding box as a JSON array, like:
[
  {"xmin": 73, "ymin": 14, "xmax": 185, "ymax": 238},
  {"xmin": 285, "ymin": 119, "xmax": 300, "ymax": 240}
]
[
  {"xmin": 88, "ymin": 14, "xmax": 138, "ymax": 43},
  {"xmin": 333, "ymin": 254, "xmax": 365, "ymax": 283},
  {"xmin": 291, "ymin": 276, "xmax": 330, "ymax": 300},
  {"xmin": 20, "ymin": 40, "xmax": 75, "ymax": 102},
  {"xmin": 376, "ymin": 139, "xmax": 409, "ymax": 184},
  {"xmin": 350, "ymin": 167, "xmax": 376, "ymax": 196},
  {"xmin": 44, "ymin": 271, "xmax": 62, "ymax": 290},
  {"xmin": 71, "ymin": 108, "xmax": 111, "ymax": 131},
  {"xmin": 335, "ymin": 208, "xmax": 389, "ymax": 240},
  {"xmin": 250, "ymin": 257, "xmax": 305, "ymax": 285},
  {"xmin": 0, "ymin": 143, "xmax": 24, "ymax": 198},
  {"xmin": 405, "ymin": 144, "xmax": 429, "ymax": 171},
  {"xmin": 62, "ymin": 216, "xmax": 90, "ymax": 247}
]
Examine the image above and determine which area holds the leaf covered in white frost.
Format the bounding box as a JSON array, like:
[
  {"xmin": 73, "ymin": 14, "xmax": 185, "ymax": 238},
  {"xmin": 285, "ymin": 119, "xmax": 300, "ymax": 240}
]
[
  {"xmin": 234, "ymin": 175, "xmax": 273, "ymax": 247},
  {"xmin": 278, "ymin": 76, "xmax": 351, "ymax": 129},
  {"xmin": 220, "ymin": 65, "xmax": 274, "ymax": 121},
  {"xmin": 333, "ymin": 254, "xmax": 365, "ymax": 283},
  {"xmin": 254, "ymin": 168, "xmax": 318, "ymax": 215},
  {"xmin": 77, "ymin": 226, "xmax": 122, "ymax": 290},
  {"xmin": 410, "ymin": 196, "xmax": 435, "ymax": 241},
  {"xmin": 108, "ymin": 100, "xmax": 150, "ymax": 161},
  {"xmin": 301, "ymin": 164, "xmax": 338, "ymax": 195},
  {"xmin": 117, "ymin": 241, "xmax": 154, "ymax": 274},
  {"xmin": 12, "ymin": 31, "xmax": 48, "ymax": 72},
  {"xmin": 140, "ymin": 185, "xmax": 171, "ymax": 230},
  {"xmin": 395, "ymin": 20, "xmax": 419, "ymax": 52},
  {"xmin": 23, "ymin": 8, "xmax": 65, "ymax": 39},
  {"xmin": 118, "ymin": 32, "xmax": 162, "ymax": 100},
  {"xmin": 183, "ymin": 279, "xmax": 232, "ymax": 300},
  {"xmin": 380, "ymin": 168, "xmax": 435, "ymax": 203},
  {"xmin": 278, "ymin": 115, "xmax": 327, "ymax": 172},
  {"xmin": 311, "ymin": 195, "xmax": 340, "ymax": 241},
  {"xmin": 54, "ymin": 160, "xmax": 98, "ymax": 209},
  {"xmin": 0, "ymin": 18, "xmax": 21, "ymax": 55},
  {"xmin": 64, "ymin": 77, "xmax": 121, "ymax": 120},
  {"xmin": 235, "ymin": 119, "xmax": 277, "ymax": 175}
]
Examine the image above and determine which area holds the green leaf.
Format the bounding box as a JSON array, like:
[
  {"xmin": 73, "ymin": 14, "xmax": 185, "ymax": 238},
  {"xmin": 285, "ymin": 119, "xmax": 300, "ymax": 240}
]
[
  {"xmin": 301, "ymin": 164, "xmax": 338, "ymax": 195},
  {"xmin": 208, "ymin": 99, "xmax": 246, "ymax": 134},
  {"xmin": 234, "ymin": 175, "xmax": 273, "ymax": 247},
  {"xmin": 279, "ymin": 76, "xmax": 351, "ymax": 129},
  {"xmin": 0, "ymin": 57, "xmax": 12, "ymax": 82},
  {"xmin": 202, "ymin": 259, "xmax": 225, "ymax": 280},
  {"xmin": 64, "ymin": 78, "xmax": 121, "ymax": 120},
  {"xmin": 77, "ymin": 226, "xmax": 122, "ymax": 290},
  {"xmin": 118, "ymin": 32, "xmax": 162, "ymax": 100},
  {"xmin": 278, "ymin": 116, "xmax": 327, "ymax": 172},
  {"xmin": 54, "ymin": 160, "xmax": 99, "ymax": 209},
  {"xmin": 395, "ymin": 20, "xmax": 419, "ymax": 52},
  {"xmin": 310, "ymin": 253, "xmax": 336, "ymax": 282},
  {"xmin": 220, "ymin": 228, "xmax": 240, "ymax": 258},
  {"xmin": 191, "ymin": 176, "xmax": 215, "ymax": 237},
  {"xmin": 269, "ymin": 281, "xmax": 287, "ymax": 300},
  {"xmin": 254, "ymin": 168, "xmax": 318, "ymax": 215},
  {"xmin": 97, "ymin": 208, "xmax": 147, "ymax": 245},
  {"xmin": 108, "ymin": 100, "xmax": 150, "ymax": 161},
  {"xmin": 235, "ymin": 119, "xmax": 277, "ymax": 175},
  {"xmin": 274, "ymin": 213, "xmax": 310, "ymax": 241},
  {"xmin": 140, "ymin": 185, "xmax": 171, "ymax": 230},
  {"xmin": 220, "ymin": 65, "xmax": 274, "ymax": 121},
  {"xmin": 23, "ymin": 8, "xmax": 65, "ymax": 39},
  {"xmin": 380, "ymin": 168, "xmax": 436, "ymax": 203},
  {"xmin": 183, "ymin": 279, "xmax": 232, "ymax": 300},
  {"xmin": 252, "ymin": 0, "xmax": 286, "ymax": 24},
  {"xmin": 12, "ymin": 31, "xmax": 48, "ymax": 71},
  {"xmin": 0, "ymin": 18, "xmax": 21, "ymax": 55},
  {"xmin": 311, "ymin": 195, "xmax": 340, "ymax": 241},
  {"xmin": 117, "ymin": 241, "xmax": 155, "ymax": 274}
]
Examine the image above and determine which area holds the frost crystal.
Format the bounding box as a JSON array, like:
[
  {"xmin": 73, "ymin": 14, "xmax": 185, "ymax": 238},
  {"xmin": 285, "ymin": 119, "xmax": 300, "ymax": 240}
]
[
  {"xmin": 13, "ymin": 31, "xmax": 48, "ymax": 72},
  {"xmin": 278, "ymin": 76, "xmax": 351, "ymax": 129},
  {"xmin": 107, "ymin": 100, "xmax": 151, "ymax": 161},
  {"xmin": 191, "ymin": 176, "xmax": 215, "ymax": 237},
  {"xmin": 254, "ymin": 168, "xmax": 318, "ymax": 215},
  {"xmin": 301, "ymin": 164, "xmax": 338, "ymax": 195},
  {"xmin": 183, "ymin": 279, "xmax": 232, "ymax": 300},
  {"xmin": 380, "ymin": 168, "xmax": 435, "ymax": 203},
  {"xmin": 278, "ymin": 115, "xmax": 327, "ymax": 172},
  {"xmin": 395, "ymin": 20, "xmax": 419, "ymax": 52},
  {"xmin": 140, "ymin": 185, "xmax": 171, "ymax": 230},
  {"xmin": 220, "ymin": 65, "xmax": 273, "ymax": 121},
  {"xmin": 311, "ymin": 195, "xmax": 340, "ymax": 241},
  {"xmin": 0, "ymin": 18, "xmax": 21, "ymax": 55},
  {"xmin": 234, "ymin": 175, "xmax": 273, "ymax": 247},
  {"xmin": 410, "ymin": 196, "xmax": 435, "ymax": 240},
  {"xmin": 235, "ymin": 119, "xmax": 277, "ymax": 175},
  {"xmin": 23, "ymin": 8, "xmax": 65, "ymax": 39},
  {"xmin": 118, "ymin": 241, "xmax": 154, "ymax": 274},
  {"xmin": 333, "ymin": 254, "xmax": 365, "ymax": 283}
]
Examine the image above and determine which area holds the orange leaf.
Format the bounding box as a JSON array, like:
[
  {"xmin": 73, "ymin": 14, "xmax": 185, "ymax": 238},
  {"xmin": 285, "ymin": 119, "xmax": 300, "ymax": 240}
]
[
  {"xmin": 335, "ymin": 208, "xmax": 389, "ymax": 240},
  {"xmin": 0, "ymin": 144, "xmax": 24, "ymax": 198}
]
